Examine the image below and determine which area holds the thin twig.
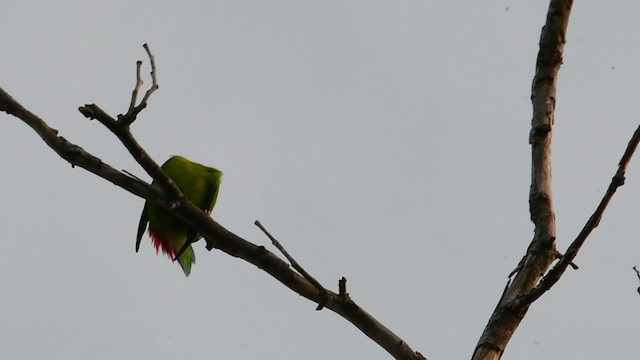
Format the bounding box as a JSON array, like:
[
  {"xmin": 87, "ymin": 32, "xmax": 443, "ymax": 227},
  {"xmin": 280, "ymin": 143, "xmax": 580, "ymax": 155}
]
[
  {"xmin": 140, "ymin": 43, "xmax": 159, "ymax": 105},
  {"xmin": 118, "ymin": 43, "xmax": 159, "ymax": 125},
  {"xmin": 520, "ymin": 122, "xmax": 640, "ymax": 304},
  {"xmin": 634, "ymin": 266, "xmax": 640, "ymax": 296},
  {"xmin": 78, "ymin": 45, "xmax": 183, "ymax": 204},
  {"xmin": 254, "ymin": 220, "xmax": 329, "ymax": 310},
  {"xmin": 122, "ymin": 169, "xmax": 144, "ymax": 182},
  {"xmin": 127, "ymin": 60, "xmax": 143, "ymax": 115},
  {"xmin": 554, "ymin": 250, "xmax": 578, "ymax": 270}
]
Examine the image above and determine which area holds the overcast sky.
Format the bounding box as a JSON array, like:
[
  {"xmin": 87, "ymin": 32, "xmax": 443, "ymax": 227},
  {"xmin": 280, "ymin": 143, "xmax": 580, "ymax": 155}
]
[{"xmin": 2, "ymin": 1, "xmax": 640, "ymax": 359}]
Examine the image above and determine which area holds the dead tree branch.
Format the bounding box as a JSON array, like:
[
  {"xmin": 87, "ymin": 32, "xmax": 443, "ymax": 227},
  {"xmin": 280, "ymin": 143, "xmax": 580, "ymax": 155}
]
[
  {"xmin": 472, "ymin": 0, "xmax": 640, "ymax": 358},
  {"xmin": 255, "ymin": 220, "xmax": 329, "ymax": 310},
  {"xmin": 473, "ymin": 1, "xmax": 573, "ymax": 359},
  {"xmin": 523, "ymin": 122, "xmax": 640, "ymax": 303},
  {"xmin": 0, "ymin": 45, "xmax": 425, "ymax": 360}
]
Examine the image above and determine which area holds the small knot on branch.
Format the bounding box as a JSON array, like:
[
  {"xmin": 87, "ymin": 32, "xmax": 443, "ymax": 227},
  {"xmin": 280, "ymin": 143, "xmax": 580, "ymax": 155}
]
[
  {"xmin": 612, "ymin": 172, "xmax": 625, "ymax": 187},
  {"xmin": 338, "ymin": 277, "xmax": 351, "ymax": 302}
]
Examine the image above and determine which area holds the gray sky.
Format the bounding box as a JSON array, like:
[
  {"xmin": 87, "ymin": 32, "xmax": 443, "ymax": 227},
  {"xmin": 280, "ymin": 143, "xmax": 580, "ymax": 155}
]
[{"xmin": 2, "ymin": 1, "xmax": 640, "ymax": 359}]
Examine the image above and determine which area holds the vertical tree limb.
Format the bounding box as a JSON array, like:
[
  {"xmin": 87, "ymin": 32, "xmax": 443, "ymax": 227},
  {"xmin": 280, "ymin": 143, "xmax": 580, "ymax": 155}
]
[{"xmin": 472, "ymin": 1, "xmax": 573, "ymax": 359}]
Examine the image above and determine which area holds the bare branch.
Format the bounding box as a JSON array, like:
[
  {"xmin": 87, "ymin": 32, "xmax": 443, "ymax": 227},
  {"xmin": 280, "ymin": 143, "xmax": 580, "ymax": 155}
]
[
  {"xmin": 634, "ymin": 266, "xmax": 640, "ymax": 296},
  {"xmin": 78, "ymin": 45, "xmax": 183, "ymax": 204},
  {"xmin": 139, "ymin": 43, "xmax": 159, "ymax": 105},
  {"xmin": 118, "ymin": 43, "xmax": 159, "ymax": 126},
  {"xmin": 473, "ymin": 1, "xmax": 574, "ymax": 359},
  {"xmin": 127, "ymin": 60, "xmax": 143, "ymax": 115},
  {"xmin": 522, "ymin": 123, "xmax": 640, "ymax": 303},
  {"xmin": 0, "ymin": 87, "xmax": 160, "ymax": 202},
  {"xmin": 0, "ymin": 45, "xmax": 426, "ymax": 360},
  {"xmin": 255, "ymin": 220, "xmax": 329, "ymax": 310}
]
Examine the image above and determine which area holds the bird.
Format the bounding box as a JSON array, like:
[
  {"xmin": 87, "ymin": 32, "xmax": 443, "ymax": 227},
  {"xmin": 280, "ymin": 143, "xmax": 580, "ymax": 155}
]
[{"xmin": 136, "ymin": 155, "xmax": 222, "ymax": 276}]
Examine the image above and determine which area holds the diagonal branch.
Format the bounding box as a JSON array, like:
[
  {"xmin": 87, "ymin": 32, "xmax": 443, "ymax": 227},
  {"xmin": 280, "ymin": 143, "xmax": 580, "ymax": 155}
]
[
  {"xmin": 0, "ymin": 45, "xmax": 426, "ymax": 360},
  {"xmin": 255, "ymin": 220, "xmax": 329, "ymax": 310},
  {"xmin": 521, "ymin": 122, "xmax": 640, "ymax": 303},
  {"xmin": 0, "ymin": 87, "xmax": 160, "ymax": 202}
]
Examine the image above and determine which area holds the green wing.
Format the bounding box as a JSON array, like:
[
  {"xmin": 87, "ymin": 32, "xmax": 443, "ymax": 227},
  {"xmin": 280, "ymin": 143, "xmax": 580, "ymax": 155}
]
[
  {"xmin": 174, "ymin": 165, "xmax": 222, "ymax": 260},
  {"xmin": 135, "ymin": 155, "xmax": 222, "ymax": 277}
]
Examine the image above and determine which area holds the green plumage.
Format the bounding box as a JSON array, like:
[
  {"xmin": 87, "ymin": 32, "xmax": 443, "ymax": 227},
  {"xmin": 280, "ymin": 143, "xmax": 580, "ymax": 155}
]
[{"xmin": 136, "ymin": 155, "xmax": 222, "ymax": 276}]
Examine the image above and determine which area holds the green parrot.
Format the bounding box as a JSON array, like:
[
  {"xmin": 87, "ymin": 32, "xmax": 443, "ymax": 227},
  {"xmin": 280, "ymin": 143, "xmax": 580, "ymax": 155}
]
[{"xmin": 136, "ymin": 155, "xmax": 222, "ymax": 276}]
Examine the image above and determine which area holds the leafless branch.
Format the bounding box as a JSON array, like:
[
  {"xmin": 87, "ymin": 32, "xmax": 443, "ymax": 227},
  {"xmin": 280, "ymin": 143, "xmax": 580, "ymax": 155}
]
[
  {"xmin": 473, "ymin": 1, "xmax": 574, "ymax": 359},
  {"xmin": 633, "ymin": 266, "xmax": 640, "ymax": 296},
  {"xmin": 521, "ymin": 123, "xmax": 640, "ymax": 303},
  {"xmin": 255, "ymin": 220, "xmax": 329, "ymax": 310},
  {"xmin": 0, "ymin": 44, "xmax": 425, "ymax": 360},
  {"xmin": 118, "ymin": 43, "xmax": 159, "ymax": 125}
]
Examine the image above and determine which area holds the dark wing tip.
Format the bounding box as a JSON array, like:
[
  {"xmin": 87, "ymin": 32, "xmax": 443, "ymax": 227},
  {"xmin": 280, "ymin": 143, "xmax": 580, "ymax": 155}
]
[{"xmin": 135, "ymin": 206, "xmax": 149, "ymax": 252}]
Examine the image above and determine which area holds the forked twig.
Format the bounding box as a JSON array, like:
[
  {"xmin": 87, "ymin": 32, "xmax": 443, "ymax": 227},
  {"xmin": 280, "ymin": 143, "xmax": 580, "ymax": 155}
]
[{"xmin": 118, "ymin": 43, "xmax": 159, "ymax": 125}]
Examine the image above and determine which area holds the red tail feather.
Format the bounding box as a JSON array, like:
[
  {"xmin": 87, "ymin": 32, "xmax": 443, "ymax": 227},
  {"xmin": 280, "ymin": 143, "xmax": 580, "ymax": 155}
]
[{"xmin": 148, "ymin": 227, "xmax": 176, "ymax": 260}]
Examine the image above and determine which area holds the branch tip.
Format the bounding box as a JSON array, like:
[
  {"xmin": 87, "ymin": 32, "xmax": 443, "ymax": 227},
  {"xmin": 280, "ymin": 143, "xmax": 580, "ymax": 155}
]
[
  {"xmin": 255, "ymin": 220, "xmax": 329, "ymax": 309},
  {"xmin": 118, "ymin": 43, "xmax": 159, "ymax": 126}
]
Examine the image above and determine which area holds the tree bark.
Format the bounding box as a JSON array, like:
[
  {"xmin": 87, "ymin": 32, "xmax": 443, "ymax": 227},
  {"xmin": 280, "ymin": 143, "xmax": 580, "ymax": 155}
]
[{"xmin": 472, "ymin": 1, "xmax": 573, "ymax": 359}]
